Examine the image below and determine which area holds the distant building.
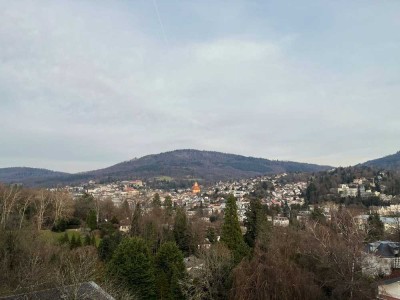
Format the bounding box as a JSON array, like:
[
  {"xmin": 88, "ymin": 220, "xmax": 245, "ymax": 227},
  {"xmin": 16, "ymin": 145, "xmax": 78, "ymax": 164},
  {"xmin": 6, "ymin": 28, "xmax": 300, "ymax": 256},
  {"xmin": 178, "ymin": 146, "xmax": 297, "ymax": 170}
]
[
  {"xmin": 192, "ymin": 182, "xmax": 201, "ymax": 194},
  {"xmin": 119, "ymin": 218, "xmax": 131, "ymax": 233},
  {"xmin": 273, "ymin": 216, "xmax": 290, "ymax": 227}
]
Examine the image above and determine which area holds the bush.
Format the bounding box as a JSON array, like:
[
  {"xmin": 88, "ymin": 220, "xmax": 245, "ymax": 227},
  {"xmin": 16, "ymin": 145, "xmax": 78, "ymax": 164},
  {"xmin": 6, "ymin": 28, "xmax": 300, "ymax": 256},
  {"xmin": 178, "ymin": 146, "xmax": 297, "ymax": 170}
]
[{"xmin": 52, "ymin": 219, "xmax": 68, "ymax": 232}]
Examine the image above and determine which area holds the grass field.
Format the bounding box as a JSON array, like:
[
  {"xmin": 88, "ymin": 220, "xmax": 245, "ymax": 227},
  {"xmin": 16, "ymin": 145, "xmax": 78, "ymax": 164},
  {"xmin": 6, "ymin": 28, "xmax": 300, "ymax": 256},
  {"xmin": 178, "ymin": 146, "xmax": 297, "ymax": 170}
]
[
  {"xmin": 40, "ymin": 229, "xmax": 101, "ymax": 246},
  {"xmin": 154, "ymin": 176, "xmax": 174, "ymax": 181}
]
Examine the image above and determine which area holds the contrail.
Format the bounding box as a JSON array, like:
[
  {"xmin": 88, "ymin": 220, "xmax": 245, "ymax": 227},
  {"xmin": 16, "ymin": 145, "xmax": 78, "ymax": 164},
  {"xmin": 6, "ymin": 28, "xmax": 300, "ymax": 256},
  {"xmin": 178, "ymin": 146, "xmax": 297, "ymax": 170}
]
[{"xmin": 152, "ymin": 0, "xmax": 169, "ymax": 48}]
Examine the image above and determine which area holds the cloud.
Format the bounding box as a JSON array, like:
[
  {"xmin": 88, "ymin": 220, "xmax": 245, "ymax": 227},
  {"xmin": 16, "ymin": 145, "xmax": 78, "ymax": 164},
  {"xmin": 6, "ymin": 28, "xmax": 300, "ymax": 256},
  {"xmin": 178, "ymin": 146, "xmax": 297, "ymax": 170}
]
[{"xmin": 0, "ymin": 0, "xmax": 399, "ymax": 171}]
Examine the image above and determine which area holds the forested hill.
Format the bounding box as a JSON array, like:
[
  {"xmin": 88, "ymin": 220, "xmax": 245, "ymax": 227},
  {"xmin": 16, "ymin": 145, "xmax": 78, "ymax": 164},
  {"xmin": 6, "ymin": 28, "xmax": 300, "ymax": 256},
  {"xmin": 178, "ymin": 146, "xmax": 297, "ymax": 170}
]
[
  {"xmin": 84, "ymin": 149, "xmax": 332, "ymax": 182},
  {"xmin": 360, "ymin": 151, "xmax": 400, "ymax": 170},
  {"xmin": 0, "ymin": 167, "xmax": 69, "ymax": 185},
  {"xmin": 0, "ymin": 149, "xmax": 332, "ymax": 187}
]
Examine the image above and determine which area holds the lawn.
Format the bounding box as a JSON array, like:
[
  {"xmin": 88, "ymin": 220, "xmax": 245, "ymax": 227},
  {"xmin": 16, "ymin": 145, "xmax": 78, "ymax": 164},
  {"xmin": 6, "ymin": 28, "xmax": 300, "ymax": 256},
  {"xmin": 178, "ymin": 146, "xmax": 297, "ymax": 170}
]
[{"xmin": 40, "ymin": 229, "xmax": 101, "ymax": 246}]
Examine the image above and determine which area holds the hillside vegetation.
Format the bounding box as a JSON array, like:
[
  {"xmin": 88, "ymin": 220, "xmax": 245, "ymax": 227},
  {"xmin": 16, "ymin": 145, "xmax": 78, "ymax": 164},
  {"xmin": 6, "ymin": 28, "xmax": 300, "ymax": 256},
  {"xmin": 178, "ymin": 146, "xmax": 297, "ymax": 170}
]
[
  {"xmin": 361, "ymin": 151, "xmax": 400, "ymax": 170},
  {"xmin": 0, "ymin": 149, "xmax": 331, "ymax": 187}
]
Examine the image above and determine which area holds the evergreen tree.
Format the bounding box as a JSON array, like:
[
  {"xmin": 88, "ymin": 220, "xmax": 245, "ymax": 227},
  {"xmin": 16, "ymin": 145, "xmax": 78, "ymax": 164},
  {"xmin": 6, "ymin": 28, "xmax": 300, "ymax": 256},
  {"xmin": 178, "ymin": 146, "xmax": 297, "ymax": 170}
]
[
  {"xmin": 206, "ymin": 227, "xmax": 217, "ymax": 244},
  {"xmin": 367, "ymin": 213, "xmax": 384, "ymax": 242},
  {"xmin": 152, "ymin": 193, "xmax": 161, "ymax": 208},
  {"xmin": 155, "ymin": 242, "xmax": 186, "ymax": 300},
  {"xmin": 244, "ymin": 198, "xmax": 262, "ymax": 248},
  {"xmin": 310, "ymin": 207, "xmax": 326, "ymax": 223},
  {"xmin": 164, "ymin": 196, "xmax": 173, "ymax": 216},
  {"xmin": 108, "ymin": 237, "xmax": 156, "ymax": 300},
  {"xmin": 86, "ymin": 210, "xmax": 97, "ymax": 231},
  {"xmin": 76, "ymin": 235, "xmax": 82, "ymax": 247},
  {"xmin": 84, "ymin": 234, "xmax": 91, "ymax": 246},
  {"xmin": 130, "ymin": 202, "xmax": 142, "ymax": 237},
  {"xmin": 143, "ymin": 220, "xmax": 159, "ymax": 253},
  {"xmin": 305, "ymin": 182, "xmax": 318, "ymax": 204},
  {"xmin": 98, "ymin": 233, "xmax": 122, "ymax": 261},
  {"xmin": 91, "ymin": 235, "xmax": 97, "ymax": 247},
  {"xmin": 173, "ymin": 208, "xmax": 192, "ymax": 256},
  {"xmin": 59, "ymin": 232, "xmax": 69, "ymax": 245},
  {"xmin": 283, "ymin": 201, "xmax": 291, "ymax": 218},
  {"xmin": 221, "ymin": 194, "xmax": 249, "ymax": 263}
]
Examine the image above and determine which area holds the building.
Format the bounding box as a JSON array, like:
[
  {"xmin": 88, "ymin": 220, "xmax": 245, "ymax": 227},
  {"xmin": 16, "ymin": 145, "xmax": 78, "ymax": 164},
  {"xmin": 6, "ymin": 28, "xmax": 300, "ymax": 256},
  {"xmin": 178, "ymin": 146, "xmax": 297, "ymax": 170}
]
[
  {"xmin": 273, "ymin": 216, "xmax": 290, "ymax": 227},
  {"xmin": 192, "ymin": 182, "xmax": 201, "ymax": 195},
  {"xmin": 363, "ymin": 241, "xmax": 400, "ymax": 277},
  {"xmin": 119, "ymin": 218, "xmax": 131, "ymax": 233}
]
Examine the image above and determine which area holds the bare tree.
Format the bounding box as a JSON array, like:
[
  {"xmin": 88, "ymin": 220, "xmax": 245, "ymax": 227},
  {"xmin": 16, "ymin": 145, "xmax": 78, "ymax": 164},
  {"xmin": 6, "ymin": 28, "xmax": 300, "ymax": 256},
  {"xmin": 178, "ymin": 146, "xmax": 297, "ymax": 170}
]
[
  {"xmin": 55, "ymin": 246, "xmax": 98, "ymax": 299},
  {"xmin": 94, "ymin": 196, "xmax": 101, "ymax": 224},
  {"xmin": 182, "ymin": 244, "xmax": 233, "ymax": 300},
  {"xmin": 17, "ymin": 191, "xmax": 33, "ymax": 229},
  {"xmin": 53, "ymin": 190, "xmax": 74, "ymax": 225},
  {"xmin": 35, "ymin": 190, "xmax": 51, "ymax": 230},
  {"xmin": 0, "ymin": 184, "xmax": 21, "ymax": 229}
]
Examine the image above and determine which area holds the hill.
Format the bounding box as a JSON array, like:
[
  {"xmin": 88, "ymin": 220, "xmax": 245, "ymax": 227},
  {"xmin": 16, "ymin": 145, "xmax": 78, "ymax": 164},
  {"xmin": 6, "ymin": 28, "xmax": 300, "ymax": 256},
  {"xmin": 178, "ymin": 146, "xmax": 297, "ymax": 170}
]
[
  {"xmin": 0, "ymin": 149, "xmax": 332, "ymax": 187},
  {"xmin": 0, "ymin": 167, "xmax": 70, "ymax": 186},
  {"xmin": 360, "ymin": 151, "xmax": 400, "ymax": 170},
  {"xmin": 85, "ymin": 149, "xmax": 331, "ymax": 182}
]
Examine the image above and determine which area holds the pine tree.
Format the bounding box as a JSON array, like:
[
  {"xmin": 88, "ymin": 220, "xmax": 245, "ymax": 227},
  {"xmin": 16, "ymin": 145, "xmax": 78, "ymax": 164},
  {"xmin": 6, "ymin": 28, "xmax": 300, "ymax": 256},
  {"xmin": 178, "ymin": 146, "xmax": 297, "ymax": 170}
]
[
  {"xmin": 84, "ymin": 234, "xmax": 91, "ymax": 246},
  {"xmin": 173, "ymin": 208, "xmax": 192, "ymax": 256},
  {"xmin": 142, "ymin": 220, "xmax": 159, "ymax": 254},
  {"xmin": 305, "ymin": 182, "xmax": 318, "ymax": 204},
  {"xmin": 221, "ymin": 194, "xmax": 249, "ymax": 263},
  {"xmin": 86, "ymin": 210, "xmax": 97, "ymax": 231},
  {"xmin": 130, "ymin": 202, "xmax": 142, "ymax": 237},
  {"xmin": 91, "ymin": 235, "xmax": 96, "ymax": 246},
  {"xmin": 76, "ymin": 235, "xmax": 82, "ymax": 247},
  {"xmin": 155, "ymin": 242, "xmax": 186, "ymax": 300},
  {"xmin": 152, "ymin": 193, "xmax": 161, "ymax": 208},
  {"xmin": 206, "ymin": 227, "xmax": 217, "ymax": 244},
  {"xmin": 98, "ymin": 233, "xmax": 122, "ymax": 261},
  {"xmin": 108, "ymin": 237, "xmax": 156, "ymax": 300},
  {"xmin": 244, "ymin": 198, "xmax": 262, "ymax": 248},
  {"xmin": 98, "ymin": 236, "xmax": 113, "ymax": 261},
  {"xmin": 164, "ymin": 196, "xmax": 173, "ymax": 217},
  {"xmin": 367, "ymin": 213, "xmax": 384, "ymax": 242}
]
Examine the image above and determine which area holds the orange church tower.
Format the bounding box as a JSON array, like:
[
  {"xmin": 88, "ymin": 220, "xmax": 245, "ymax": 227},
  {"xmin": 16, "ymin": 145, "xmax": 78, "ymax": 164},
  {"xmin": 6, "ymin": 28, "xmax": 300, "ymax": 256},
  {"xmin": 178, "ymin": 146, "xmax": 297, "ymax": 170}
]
[{"xmin": 192, "ymin": 182, "xmax": 201, "ymax": 194}]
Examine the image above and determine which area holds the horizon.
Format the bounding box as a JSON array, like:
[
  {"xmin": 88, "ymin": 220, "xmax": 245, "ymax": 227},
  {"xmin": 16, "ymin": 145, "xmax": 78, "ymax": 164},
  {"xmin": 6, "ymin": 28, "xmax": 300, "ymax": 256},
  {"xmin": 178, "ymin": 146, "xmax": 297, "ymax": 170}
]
[
  {"xmin": 1, "ymin": 1, "xmax": 399, "ymax": 172},
  {"xmin": 0, "ymin": 147, "xmax": 395, "ymax": 174}
]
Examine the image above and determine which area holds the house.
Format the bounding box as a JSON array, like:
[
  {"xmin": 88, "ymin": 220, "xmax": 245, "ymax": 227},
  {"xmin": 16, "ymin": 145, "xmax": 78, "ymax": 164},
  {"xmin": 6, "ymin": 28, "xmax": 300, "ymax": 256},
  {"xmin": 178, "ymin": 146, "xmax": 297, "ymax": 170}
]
[
  {"xmin": 363, "ymin": 241, "xmax": 400, "ymax": 277},
  {"xmin": 273, "ymin": 216, "xmax": 290, "ymax": 227},
  {"xmin": 297, "ymin": 210, "xmax": 311, "ymax": 222},
  {"xmin": 338, "ymin": 184, "xmax": 358, "ymax": 198},
  {"xmin": 119, "ymin": 218, "xmax": 131, "ymax": 233}
]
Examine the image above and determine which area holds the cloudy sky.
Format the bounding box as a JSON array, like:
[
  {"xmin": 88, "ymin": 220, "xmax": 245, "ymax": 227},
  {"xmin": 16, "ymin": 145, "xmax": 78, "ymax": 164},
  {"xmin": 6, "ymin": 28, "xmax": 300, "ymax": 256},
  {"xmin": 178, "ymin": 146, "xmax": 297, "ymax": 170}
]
[{"xmin": 1, "ymin": 1, "xmax": 399, "ymax": 172}]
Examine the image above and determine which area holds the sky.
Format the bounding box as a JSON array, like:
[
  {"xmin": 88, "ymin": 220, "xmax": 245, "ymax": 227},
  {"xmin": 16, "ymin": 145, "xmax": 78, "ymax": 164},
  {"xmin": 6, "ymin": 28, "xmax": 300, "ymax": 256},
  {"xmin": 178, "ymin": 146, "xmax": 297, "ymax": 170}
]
[{"xmin": 1, "ymin": 0, "xmax": 400, "ymax": 172}]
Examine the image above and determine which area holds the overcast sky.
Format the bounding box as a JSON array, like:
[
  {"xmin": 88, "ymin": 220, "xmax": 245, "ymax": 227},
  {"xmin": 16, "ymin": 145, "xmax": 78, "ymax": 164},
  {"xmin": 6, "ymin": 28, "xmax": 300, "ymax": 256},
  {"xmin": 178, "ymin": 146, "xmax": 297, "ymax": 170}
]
[{"xmin": 1, "ymin": 1, "xmax": 399, "ymax": 172}]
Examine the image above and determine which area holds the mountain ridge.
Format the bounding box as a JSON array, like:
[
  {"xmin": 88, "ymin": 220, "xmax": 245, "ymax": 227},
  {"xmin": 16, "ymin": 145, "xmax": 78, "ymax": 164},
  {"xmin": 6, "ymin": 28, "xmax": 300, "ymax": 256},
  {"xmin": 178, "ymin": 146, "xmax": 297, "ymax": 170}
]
[
  {"xmin": 1, "ymin": 149, "xmax": 333, "ymax": 187},
  {"xmin": 359, "ymin": 151, "xmax": 400, "ymax": 170}
]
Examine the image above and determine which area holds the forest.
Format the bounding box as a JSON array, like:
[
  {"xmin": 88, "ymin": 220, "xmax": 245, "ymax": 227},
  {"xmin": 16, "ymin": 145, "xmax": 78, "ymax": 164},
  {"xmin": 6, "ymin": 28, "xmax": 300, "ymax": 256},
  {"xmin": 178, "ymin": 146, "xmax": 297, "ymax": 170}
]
[{"xmin": 0, "ymin": 182, "xmax": 391, "ymax": 299}]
